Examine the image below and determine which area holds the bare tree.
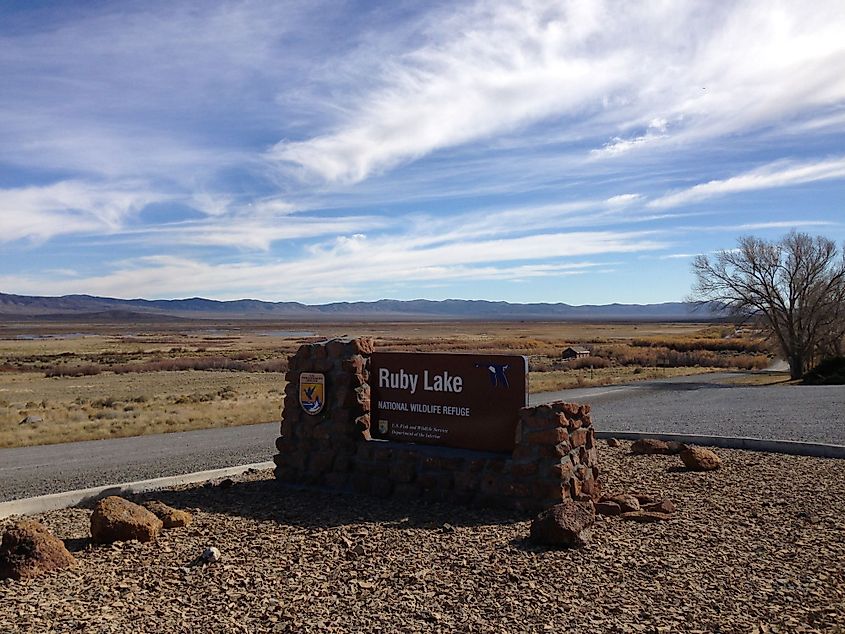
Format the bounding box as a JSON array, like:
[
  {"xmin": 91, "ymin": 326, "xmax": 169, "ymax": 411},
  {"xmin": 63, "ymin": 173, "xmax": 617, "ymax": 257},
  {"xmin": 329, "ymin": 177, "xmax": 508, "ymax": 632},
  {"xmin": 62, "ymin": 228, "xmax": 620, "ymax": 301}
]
[{"xmin": 691, "ymin": 232, "xmax": 845, "ymax": 379}]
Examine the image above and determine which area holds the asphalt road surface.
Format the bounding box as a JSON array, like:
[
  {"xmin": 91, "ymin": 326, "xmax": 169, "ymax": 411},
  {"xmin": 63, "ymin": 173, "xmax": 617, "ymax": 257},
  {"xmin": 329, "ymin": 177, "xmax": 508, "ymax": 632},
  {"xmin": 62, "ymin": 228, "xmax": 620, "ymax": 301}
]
[
  {"xmin": 2, "ymin": 373, "xmax": 843, "ymax": 502},
  {"xmin": 0, "ymin": 423, "xmax": 279, "ymax": 503},
  {"xmin": 532, "ymin": 372, "xmax": 845, "ymax": 445}
]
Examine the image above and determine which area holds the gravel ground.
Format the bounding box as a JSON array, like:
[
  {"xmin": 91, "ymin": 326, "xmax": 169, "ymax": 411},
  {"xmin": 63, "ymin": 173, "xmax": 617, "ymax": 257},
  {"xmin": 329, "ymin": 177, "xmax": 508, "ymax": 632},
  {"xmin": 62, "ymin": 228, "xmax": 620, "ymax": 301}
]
[
  {"xmin": 2, "ymin": 443, "xmax": 844, "ymax": 633},
  {"xmin": 535, "ymin": 374, "xmax": 845, "ymax": 445}
]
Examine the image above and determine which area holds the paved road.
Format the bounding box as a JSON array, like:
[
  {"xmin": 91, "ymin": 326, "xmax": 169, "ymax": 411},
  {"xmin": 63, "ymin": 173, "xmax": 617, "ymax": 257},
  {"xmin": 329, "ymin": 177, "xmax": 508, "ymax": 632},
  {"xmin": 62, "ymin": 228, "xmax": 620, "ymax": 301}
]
[
  {"xmin": 0, "ymin": 422, "xmax": 279, "ymax": 502},
  {"xmin": 2, "ymin": 373, "xmax": 844, "ymax": 502},
  {"xmin": 532, "ymin": 372, "xmax": 845, "ymax": 445}
]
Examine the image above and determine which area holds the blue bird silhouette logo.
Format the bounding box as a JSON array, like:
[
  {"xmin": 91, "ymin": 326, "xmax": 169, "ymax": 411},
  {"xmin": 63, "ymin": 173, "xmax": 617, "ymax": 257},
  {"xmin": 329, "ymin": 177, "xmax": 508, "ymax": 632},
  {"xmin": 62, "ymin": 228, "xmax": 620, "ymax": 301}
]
[{"xmin": 476, "ymin": 363, "xmax": 510, "ymax": 388}]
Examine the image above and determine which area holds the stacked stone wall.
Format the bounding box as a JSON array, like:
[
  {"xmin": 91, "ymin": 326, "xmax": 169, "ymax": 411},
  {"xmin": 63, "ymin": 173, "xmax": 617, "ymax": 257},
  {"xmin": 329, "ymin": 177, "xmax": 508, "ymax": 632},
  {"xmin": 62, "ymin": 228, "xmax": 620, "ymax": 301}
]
[
  {"xmin": 273, "ymin": 338, "xmax": 601, "ymax": 512},
  {"xmin": 274, "ymin": 338, "xmax": 372, "ymax": 485}
]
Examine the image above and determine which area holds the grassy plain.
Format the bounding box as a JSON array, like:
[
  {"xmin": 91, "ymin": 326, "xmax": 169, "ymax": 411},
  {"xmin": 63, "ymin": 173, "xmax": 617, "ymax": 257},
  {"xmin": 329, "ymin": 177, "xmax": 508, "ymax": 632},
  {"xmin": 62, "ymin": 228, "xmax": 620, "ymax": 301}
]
[{"xmin": 0, "ymin": 320, "xmax": 771, "ymax": 448}]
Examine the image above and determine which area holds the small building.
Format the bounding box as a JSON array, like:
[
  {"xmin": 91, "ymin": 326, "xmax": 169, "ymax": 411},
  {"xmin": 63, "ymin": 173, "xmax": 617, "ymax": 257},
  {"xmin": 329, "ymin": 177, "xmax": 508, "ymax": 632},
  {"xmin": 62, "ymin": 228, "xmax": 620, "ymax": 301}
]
[{"xmin": 561, "ymin": 346, "xmax": 590, "ymax": 361}]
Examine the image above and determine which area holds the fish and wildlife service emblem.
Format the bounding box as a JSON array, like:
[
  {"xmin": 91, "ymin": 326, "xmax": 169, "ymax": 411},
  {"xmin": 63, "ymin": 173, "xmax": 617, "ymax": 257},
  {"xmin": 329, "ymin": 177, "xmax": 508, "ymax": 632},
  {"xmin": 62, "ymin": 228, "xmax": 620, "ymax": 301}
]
[{"xmin": 299, "ymin": 372, "xmax": 325, "ymax": 415}]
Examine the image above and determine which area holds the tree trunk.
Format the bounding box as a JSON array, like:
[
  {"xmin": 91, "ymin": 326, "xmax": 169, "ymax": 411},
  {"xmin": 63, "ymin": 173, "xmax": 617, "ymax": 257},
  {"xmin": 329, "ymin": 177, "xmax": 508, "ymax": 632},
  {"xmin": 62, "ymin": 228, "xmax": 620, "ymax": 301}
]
[{"xmin": 788, "ymin": 353, "xmax": 805, "ymax": 380}]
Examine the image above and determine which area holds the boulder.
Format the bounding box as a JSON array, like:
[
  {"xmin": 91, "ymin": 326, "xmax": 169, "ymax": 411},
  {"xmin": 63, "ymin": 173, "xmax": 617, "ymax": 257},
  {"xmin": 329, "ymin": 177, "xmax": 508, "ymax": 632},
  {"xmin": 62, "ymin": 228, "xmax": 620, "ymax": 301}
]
[
  {"xmin": 529, "ymin": 500, "xmax": 595, "ymax": 548},
  {"xmin": 0, "ymin": 520, "xmax": 77, "ymax": 580},
  {"xmin": 143, "ymin": 501, "xmax": 192, "ymax": 528},
  {"xmin": 630, "ymin": 438, "xmax": 670, "ymax": 455},
  {"xmin": 18, "ymin": 415, "xmax": 44, "ymax": 425},
  {"xmin": 90, "ymin": 496, "xmax": 163, "ymax": 544},
  {"xmin": 606, "ymin": 438, "xmax": 621, "ymax": 448},
  {"xmin": 680, "ymin": 446, "xmax": 722, "ymax": 471}
]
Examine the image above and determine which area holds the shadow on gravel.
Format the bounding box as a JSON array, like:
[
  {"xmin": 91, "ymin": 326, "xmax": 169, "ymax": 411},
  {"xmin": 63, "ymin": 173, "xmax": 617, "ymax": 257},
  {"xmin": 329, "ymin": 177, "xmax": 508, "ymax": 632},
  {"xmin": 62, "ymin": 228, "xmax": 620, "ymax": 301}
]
[
  {"xmin": 507, "ymin": 536, "xmax": 547, "ymax": 553},
  {"xmin": 666, "ymin": 465, "xmax": 701, "ymax": 474},
  {"xmin": 131, "ymin": 478, "xmax": 528, "ymax": 531},
  {"xmin": 63, "ymin": 536, "xmax": 92, "ymax": 553}
]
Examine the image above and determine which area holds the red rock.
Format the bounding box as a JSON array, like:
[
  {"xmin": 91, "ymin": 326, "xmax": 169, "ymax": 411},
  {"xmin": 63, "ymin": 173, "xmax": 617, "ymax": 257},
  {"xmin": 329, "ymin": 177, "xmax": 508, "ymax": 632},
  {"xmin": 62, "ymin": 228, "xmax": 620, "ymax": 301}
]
[
  {"xmin": 535, "ymin": 442, "xmax": 570, "ymax": 459},
  {"xmin": 601, "ymin": 493, "xmax": 641, "ymax": 513},
  {"xmin": 570, "ymin": 428, "xmax": 588, "ymax": 447},
  {"xmin": 665, "ymin": 441, "xmax": 688, "ymax": 455},
  {"xmin": 519, "ymin": 414, "xmax": 549, "ymax": 430},
  {"xmin": 561, "ymin": 403, "xmax": 580, "ymax": 418},
  {"xmin": 525, "ymin": 427, "xmax": 568, "ymax": 445},
  {"xmin": 630, "ymin": 438, "xmax": 670, "ymax": 454},
  {"xmin": 341, "ymin": 356, "xmax": 364, "ymax": 373},
  {"xmin": 90, "ymin": 496, "xmax": 163, "ymax": 544},
  {"xmin": 594, "ymin": 501, "xmax": 622, "ymax": 516},
  {"xmin": 680, "ymin": 446, "xmax": 722, "ymax": 471},
  {"xmin": 143, "ymin": 501, "xmax": 193, "ymax": 528},
  {"xmin": 529, "ymin": 500, "xmax": 595, "ymax": 548},
  {"xmin": 581, "ymin": 478, "xmax": 602, "ymax": 501},
  {"xmin": 0, "ymin": 520, "xmax": 77, "ymax": 580},
  {"xmin": 352, "ymin": 338, "xmax": 374, "ymax": 354},
  {"xmin": 643, "ymin": 499, "xmax": 676, "ymax": 514},
  {"xmin": 629, "ymin": 491, "xmax": 659, "ymax": 505},
  {"xmin": 552, "ymin": 461, "xmax": 573, "ymax": 481}
]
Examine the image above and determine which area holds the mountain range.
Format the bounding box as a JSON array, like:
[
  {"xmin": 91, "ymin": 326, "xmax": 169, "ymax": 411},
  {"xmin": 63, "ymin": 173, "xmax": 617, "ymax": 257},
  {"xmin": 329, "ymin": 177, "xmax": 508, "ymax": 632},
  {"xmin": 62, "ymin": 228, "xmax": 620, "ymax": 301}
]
[{"xmin": 0, "ymin": 292, "xmax": 721, "ymax": 322}]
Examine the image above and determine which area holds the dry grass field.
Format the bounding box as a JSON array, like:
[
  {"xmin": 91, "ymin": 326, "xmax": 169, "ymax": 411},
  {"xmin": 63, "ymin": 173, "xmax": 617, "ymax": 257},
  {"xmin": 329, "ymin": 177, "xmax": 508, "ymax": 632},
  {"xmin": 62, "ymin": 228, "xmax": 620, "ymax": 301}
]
[{"xmin": 0, "ymin": 320, "xmax": 772, "ymax": 448}]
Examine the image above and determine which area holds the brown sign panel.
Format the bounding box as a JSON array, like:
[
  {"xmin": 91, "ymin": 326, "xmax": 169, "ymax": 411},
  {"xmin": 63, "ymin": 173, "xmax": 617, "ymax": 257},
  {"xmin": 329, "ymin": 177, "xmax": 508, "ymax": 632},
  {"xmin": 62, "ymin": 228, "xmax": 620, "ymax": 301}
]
[{"xmin": 370, "ymin": 352, "xmax": 528, "ymax": 453}]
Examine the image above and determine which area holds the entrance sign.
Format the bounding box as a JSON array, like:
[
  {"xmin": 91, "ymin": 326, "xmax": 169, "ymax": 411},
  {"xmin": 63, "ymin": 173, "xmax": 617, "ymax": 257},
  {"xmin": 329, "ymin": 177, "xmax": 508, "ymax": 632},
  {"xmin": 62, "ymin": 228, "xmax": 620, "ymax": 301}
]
[
  {"xmin": 370, "ymin": 352, "xmax": 528, "ymax": 452},
  {"xmin": 299, "ymin": 372, "xmax": 326, "ymax": 415}
]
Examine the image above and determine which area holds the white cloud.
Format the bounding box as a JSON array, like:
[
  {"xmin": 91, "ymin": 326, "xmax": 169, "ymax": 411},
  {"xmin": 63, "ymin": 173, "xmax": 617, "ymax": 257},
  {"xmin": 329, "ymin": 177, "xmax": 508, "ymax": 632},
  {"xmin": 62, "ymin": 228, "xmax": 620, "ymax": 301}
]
[
  {"xmin": 657, "ymin": 253, "xmax": 698, "ymax": 260},
  {"xmin": 150, "ymin": 216, "xmax": 385, "ymax": 251},
  {"xmin": 605, "ymin": 194, "xmax": 642, "ymax": 206},
  {"xmin": 0, "ymin": 230, "xmax": 664, "ymax": 301},
  {"xmin": 590, "ymin": 132, "xmax": 667, "ymax": 158},
  {"xmin": 190, "ymin": 193, "xmax": 233, "ymax": 217},
  {"xmin": 648, "ymin": 156, "xmax": 845, "ymax": 208},
  {"xmin": 250, "ymin": 198, "xmax": 301, "ymax": 217},
  {"xmin": 0, "ymin": 181, "xmax": 164, "ymax": 242},
  {"xmin": 271, "ymin": 0, "xmax": 845, "ymax": 183}
]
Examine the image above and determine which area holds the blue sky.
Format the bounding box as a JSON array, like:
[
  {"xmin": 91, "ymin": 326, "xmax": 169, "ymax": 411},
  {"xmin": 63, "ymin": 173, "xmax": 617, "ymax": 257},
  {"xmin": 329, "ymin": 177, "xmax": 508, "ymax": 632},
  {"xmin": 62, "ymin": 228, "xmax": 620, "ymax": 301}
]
[{"xmin": 1, "ymin": 0, "xmax": 843, "ymax": 304}]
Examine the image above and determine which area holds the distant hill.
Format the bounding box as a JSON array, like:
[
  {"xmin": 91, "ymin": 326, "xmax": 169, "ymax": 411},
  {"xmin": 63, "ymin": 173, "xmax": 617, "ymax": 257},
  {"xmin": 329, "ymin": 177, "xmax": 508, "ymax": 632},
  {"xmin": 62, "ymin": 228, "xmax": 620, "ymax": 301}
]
[{"xmin": 0, "ymin": 292, "xmax": 722, "ymax": 322}]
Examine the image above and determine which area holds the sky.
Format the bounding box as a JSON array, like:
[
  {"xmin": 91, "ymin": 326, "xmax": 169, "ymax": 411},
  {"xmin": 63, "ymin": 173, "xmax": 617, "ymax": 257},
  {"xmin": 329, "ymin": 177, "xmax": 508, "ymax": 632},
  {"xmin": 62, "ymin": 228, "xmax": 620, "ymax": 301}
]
[{"xmin": 0, "ymin": 0, "xmax": 843, "ymax": 305}]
